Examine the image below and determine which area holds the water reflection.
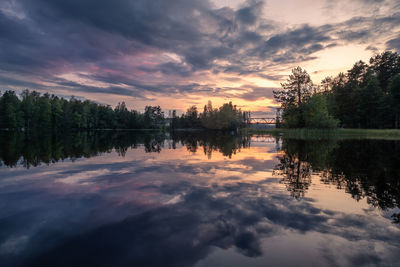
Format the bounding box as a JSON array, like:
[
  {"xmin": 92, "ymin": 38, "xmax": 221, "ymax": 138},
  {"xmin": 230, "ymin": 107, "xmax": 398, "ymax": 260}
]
[
  {"xmin": 274, "ymin": 139, "xmax": 338, "ymax": 198},
  {"xmin": 274, "ymin": 137, "xmax": 400, "ymax": 223},
  {"xmin": 0, "ymin": 132, "xmax": 399, "ymax": 266},
  {"xmin": 0, "ymin": 131, "xmax": 251, "ymax": 168}
]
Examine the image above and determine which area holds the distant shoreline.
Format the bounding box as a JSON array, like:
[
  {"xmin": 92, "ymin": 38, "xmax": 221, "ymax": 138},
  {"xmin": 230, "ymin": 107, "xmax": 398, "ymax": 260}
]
[
  {"xmin": 2, "ymin": 127, "xmax": 400, "ymax": 140},
  {"xmin": 244, "ymin": 128, "xmax": 400, "ymax": 140}
]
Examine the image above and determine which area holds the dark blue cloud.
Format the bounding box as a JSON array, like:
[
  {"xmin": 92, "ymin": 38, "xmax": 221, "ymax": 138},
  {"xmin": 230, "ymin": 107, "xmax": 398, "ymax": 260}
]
[
  {"xmin": 387, "ymin": 36, "xmax": 400, "ymax": 50},
  {"xmin": 236, "ymin": 0, "xmax": 263, "ymax": 25}
]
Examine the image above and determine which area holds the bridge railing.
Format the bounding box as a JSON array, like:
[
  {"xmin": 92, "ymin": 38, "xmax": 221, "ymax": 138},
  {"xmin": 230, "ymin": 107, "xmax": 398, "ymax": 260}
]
[{"xmin": 248, "ymin": 117, "xmax": 276, "ymax": 124}]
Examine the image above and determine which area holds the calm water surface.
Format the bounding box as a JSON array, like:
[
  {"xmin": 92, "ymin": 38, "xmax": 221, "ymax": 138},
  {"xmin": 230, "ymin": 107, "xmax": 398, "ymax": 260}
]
[{"xmin": 0, "ymin": 131, "xmax": 399, "ymax": 266}]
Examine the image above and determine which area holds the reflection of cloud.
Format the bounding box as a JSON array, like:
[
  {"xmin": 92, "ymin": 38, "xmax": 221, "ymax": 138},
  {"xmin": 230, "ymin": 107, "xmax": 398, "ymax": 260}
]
[
  {"xmin": 22, "ymin": 183, "xmax": 400, "ymax": 266},
  {"xmin": 58, "ymin": 169, "xmax": 111, "ymax": 185},
  {"xmin": 0, "ymin": 235, "xmax": 29, "ymax": 255},
  {"xmin": 0, "ymin": 137, "xmax": 400, "ymax": 266}
]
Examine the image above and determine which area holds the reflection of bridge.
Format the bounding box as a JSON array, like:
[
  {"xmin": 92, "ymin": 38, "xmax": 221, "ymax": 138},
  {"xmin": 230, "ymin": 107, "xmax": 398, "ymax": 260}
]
[
  {"xmin": 249, "ymin": 117, "xmax": 276, "ymax": 124},
  {"xmin": 251, "ymin": 136, "xmax": 277, "ymax": 143}
]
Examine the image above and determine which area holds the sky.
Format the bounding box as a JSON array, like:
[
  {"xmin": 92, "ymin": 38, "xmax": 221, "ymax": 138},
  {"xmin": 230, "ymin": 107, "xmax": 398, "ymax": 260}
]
[{"xmin": 0, "ymin": 0, "xmax": 399, "ymax": 116}]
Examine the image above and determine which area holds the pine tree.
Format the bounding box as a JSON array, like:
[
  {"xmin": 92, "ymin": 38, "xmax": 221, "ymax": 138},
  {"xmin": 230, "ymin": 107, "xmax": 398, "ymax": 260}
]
[{"xmin": 389, "ymin": 74, "xmax": 400, "ymax": 128}]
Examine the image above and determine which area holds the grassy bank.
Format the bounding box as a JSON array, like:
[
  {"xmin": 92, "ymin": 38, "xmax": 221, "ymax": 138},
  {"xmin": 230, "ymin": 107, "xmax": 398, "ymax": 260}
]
[{"xmin": 244, "ymin": 128, "xmax": 400, "ymax": 140}]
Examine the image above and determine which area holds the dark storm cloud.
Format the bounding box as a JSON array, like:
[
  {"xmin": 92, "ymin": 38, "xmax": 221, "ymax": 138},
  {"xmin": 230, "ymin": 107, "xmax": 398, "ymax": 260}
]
[
  {"xmin": 258, "ymin": 74, "xmax": 285, "ymax": 81},
  {"xmin": 0, "ymin": 10, "xmax": 45, "ymax": 72},
  {"xmin": 138, "ymin": 62, "xmax": 193, "ymax": 77},
  {"xmin": 0, "ymin": 10, "xmax": 34, "ymax": 44},
  {"xmin": 387, "ymin": 36, "xmax": 400, "ymax": 50},
  {"xmin": 16, "ymin": 0, "xmax": 230, "ymax": 71},
  {"xmin": 234, "ymin": 85, "xmax": 276, "ymax": 101},
  {"xmin": 263, "ymin": 26, "xmax": 330, "ymax": 54},
  {"xmin": 236, "ymin": 0, "xmax": 263, "ymax": 25},
  {"xmin": 337, "ymin": 30, "xmax": 370, "ymax": 42},
  {"xmin": 0, "ymin": 74, "xmax": 152, "ymax": 100},
  {"xmin": 361, "ymin": 0, "xmax": 385, "ymax": 2},
  {"xmin": 336, "ymin": 12, "xmax": 400, "ymax": 42},
  {"xmin": 41, "ymin": 0, "xmax": 203, "ymax": 43},
  {"xmin": 0, "ymin": 4, "xmax": 147, "ymax": 77}
]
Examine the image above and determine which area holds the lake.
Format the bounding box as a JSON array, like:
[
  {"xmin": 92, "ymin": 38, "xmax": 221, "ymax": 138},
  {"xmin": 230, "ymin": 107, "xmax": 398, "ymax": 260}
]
[{"xmin": 0, "ymin": 131, "xmax": 399, "ymax": 266}]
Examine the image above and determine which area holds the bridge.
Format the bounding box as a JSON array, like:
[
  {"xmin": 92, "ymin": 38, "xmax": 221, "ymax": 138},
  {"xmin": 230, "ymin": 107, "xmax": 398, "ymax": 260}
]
[
  {"xmin": 248, "ymin": 117, "xmax": 276, "ymax": 125},
  {"xmin": 165, "ymin": 111, "xmax": 279, "ymax": 125}
]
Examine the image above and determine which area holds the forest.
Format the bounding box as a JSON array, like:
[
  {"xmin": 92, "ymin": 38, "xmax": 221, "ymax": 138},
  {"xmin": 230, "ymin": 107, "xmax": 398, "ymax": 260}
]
[
  {"xmin": 274, "ymin": 51, "xmax": 400, "ymax": 128},
  {"xmin": 0, "ymin": 90, "xmax": 248, "ymax": 131}
]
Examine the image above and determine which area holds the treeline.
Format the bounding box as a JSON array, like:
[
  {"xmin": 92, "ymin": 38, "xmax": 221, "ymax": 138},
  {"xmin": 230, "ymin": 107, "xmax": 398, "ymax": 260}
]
[
  {"xmin": 0, "ymin": 90, "xmax": 248, "ymax": 131},
  {"xmin": 0, "ymin": 90, "xmax": 164, "ymax": 130},
  {"xmin": 170, "ymin": 101, "xmax": 249, "ymax": 130},
  {"xmin": 274, "ymin": 51, "xmax": 400, "ymax": 128}
]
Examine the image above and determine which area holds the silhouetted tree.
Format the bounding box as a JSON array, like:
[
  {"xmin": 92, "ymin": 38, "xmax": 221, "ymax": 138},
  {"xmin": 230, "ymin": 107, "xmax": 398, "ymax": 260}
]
[
  {"xmin": 0, "ymin": 91, "xmax": 23, "ymax": 129},
  {"xmin": 144, "ymin": 106, "xmax": 164, "ymax": 129},
  {"xmin": 359, "ymin": 77, "xmax": 384, "ymax": 128},
  {"xmin": 369, "ymin": 51, "xmax": 400, "ymax": 92},
  {"xmin": 277, "ymin": 51, "xmax": 400, "ymax": 129},
  {"xmin": 274, "ymin": 66, "xmax": 313, "ymax": 108},
  {"xmin": 389, "ymin": 74, "xmax": 400, "ymax": 128},
  {"xmin": 302, "ymin": 94, "xmax": 338, "ymax": 128}
]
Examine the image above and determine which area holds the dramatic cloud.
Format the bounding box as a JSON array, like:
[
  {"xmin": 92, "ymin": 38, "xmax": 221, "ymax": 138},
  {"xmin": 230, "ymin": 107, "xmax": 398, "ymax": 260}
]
[{"xmin": 0, "ymin": 0, "xmax": 399, "ymax": 112}]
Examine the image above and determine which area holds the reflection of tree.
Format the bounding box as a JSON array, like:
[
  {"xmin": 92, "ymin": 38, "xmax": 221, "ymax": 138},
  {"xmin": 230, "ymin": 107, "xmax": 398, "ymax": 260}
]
[
  {"xmin": 0, "ymin": 131, "xmax": 251, "ymax": 168},
  {"xmin": 171, "ymin": 131, "xmax": 251, "ymax": 159},
  {"xmin": 326, "ymin": 140, "xmax": 400, "ymax": 221},
  {"xmin": 144, "ymin": 135, "xmax": 164, "ymax": 153},
  {"xmin": 274, "ymin": 137, "xmax": 400, "ymax": 223},
  {"xmin": 0, "ymin": 131, "xmax": 24, "ymax": 167},
  {"xmin": 275, "ymin": 156, "xmax": 312, "ymax": 198},
  {"xmin": 274, "ymin": 139, "xmax": 337, "ymax": 198},
  {"xmin": 199, "ymin": 133, "xmax": 250, "ymax": 159},
  {"xmin": 320, "ymin": 171, "xmax": 364, "ymax": 202},
  {"xmin": 392, "ymin": 213, "xmax": 400, "ymax": 224},
  {"xmin": 0, "ymin": 131, "xmax": 168, "ymax": 168}
]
